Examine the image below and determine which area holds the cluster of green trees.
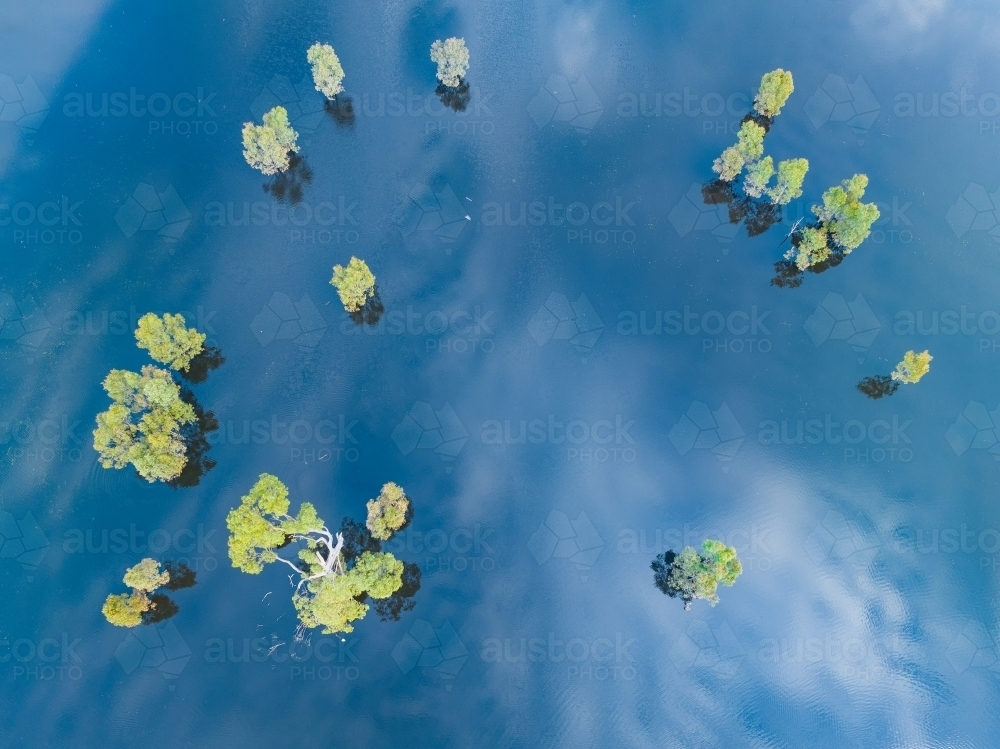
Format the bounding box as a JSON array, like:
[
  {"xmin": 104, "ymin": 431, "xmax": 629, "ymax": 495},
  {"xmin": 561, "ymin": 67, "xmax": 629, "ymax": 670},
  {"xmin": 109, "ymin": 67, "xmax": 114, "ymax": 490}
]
[
  {"xmin": 226, "ymin": 474, "xmax": 412, "ymax": 634},
  {"xmin": 102, "ymin": 559, "xmax": 170, "ymax": 627},
  {"xmin": 858, "ymin": 349, "xmax": 933, "ymax": 398},
  {"xmin": 93, "ymin": 313, "xmax": 209, "ymax": 483},
  {"xmin": 652, "ymin": 540, "xmax": 743, "ymax": 610}
]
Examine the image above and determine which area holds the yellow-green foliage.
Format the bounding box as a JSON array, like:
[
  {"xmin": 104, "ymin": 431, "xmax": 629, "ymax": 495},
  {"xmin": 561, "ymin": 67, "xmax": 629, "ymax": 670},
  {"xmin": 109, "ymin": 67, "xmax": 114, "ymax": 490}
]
[
  {"xmin": 788, "ymin": 226, "xmax": 831, "ymax": 270},
  {"xmin": 226, "ymin": 473, "xmax": 295, "ymax": 573},
  {"xmin": 754, "ymin": 69, "xmax": 794, "ymax": 118},
  {"xmin": 891, "ymin": 350, "xmax": 932, "ymax": 384},
  {"xmin": 667, "ymin": 539, "xmax": 743, "ymax": 608},
  {"xmin": 102, "ymin": 592, "xmax": 151, "ymax": 628},
  {"xmin": 292, "ymin": 551, "xmax": 403, "ymax": 634},
  {"xmin": 430, "ymin": 37, "xmax": 470, "ymax": 87},
  {"xmin": 135, "ymin": 312, "xmax": 206, "ymax": 372},
  {"xmin": 330, "ymin": 257, "xmax": 376, "ymax": 312},
  {"xmin": 767, "ymin": 158, "xmax": 809, "ymax": 205},
  {"xmin": 711, "ymin": 120, "xmax": 765, "ymax": 182},
  {"xmin": 241, "ymin": 106, "xmax": 300, "ymax": 175},
  {"xmin": 93, "ymin": 365, "xmax": 196, "ymax": 483},
  {"xmin": 813, "ymin": 174, "xmax": 880, "ymax": 251},
  {"xmin": 123, "ymin": 558, "xmax": 170, "ymax": 592},
  {"xmin": 744, "ymin": 156, "xmax": 774, "ymax": 198},
  {"xmin": 307, "ymin": 42, "xmax": 345, "ymax": 99},
  {"xmin": 712, "ymin": 146, "xmax": 745, "ymax": 182},
  {"xmin": 366, "ymin": 482, "xmax": 409, "ymax": 541}
]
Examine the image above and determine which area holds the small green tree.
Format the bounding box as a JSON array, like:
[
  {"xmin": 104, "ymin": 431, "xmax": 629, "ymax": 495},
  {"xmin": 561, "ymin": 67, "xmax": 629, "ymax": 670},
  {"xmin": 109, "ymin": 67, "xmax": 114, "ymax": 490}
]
[
  {"xmin": 241, "ymin": 106, "xmax": 300, "ymax": 175},
  {"xmin": 744, "ymin": 156, "xmax": 775, "ymax": 198},
  {"xmin": 813, "ymin": 174, "xmax": 880, "ymax": 251},
  {"xmin": 712, "ymin": 120, "xmax": 765, "ymax": 182},
  {"xmin": 227, "ymin": 474, "xmax": 407, "ymax": 635},
  {"xmin": 307, "ymin": 42, "xmax": 345, "ymax": 99},
  {"xmin": 891, "ymin": 350, "xmax": 932, "ymax": 384},
  {"xmin": 651, "ymin": 540, "xmax": 742, "ymax": 610},
  {"xmin": 93, "ymin": 366, "xmax": 197, "ymax": 483},
  {"xmin": 330, "ymin": 257, "xmax": 376, "ymax": 312},
  {"xmin": 135, "ymin": 312, "xmax": 206, "ymax": 372},
  {"xmin": 430, "ymin": 38, "xmax": 470, "ymax": 87},
  {"xmin": 102, "ymin": 558, "xmax": 170, "ymax": 627},
  {"xmin": 754, "ymin": 69, "xmax": 794, "ymax": 118},
  {"xmin": 366, "ymin": 482, "xmax": 410, "ymax": 540},
  {"xmin": 767, "ymin": 158, "xmax": 809, "ymax": 205},
  {"xmin": 787, "ymin": 226, "xmax": 831, "ymax": 270}
]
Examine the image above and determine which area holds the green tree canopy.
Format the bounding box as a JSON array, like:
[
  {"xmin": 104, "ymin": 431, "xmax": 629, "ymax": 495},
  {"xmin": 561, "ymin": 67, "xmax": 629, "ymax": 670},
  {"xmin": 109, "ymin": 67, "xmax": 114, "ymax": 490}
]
[
  {"xmin": 135, "ymin": 312, "xmax": 206, "ymax": 372},
  {"xmin": 430, "ymin": 37, "xmax": 470, "ymax": 87},
  {"xmin": 767, "ymin": 158, "xmax": 809, "ymax": 205},
  {"xmin": 366, "ymin": 482, "xmax": 409, "ymax": 541},
  {"xmin": 330, "ymin": 257, "xmax": 376, "ymax": 312},
  {"xmin": 241, "ymin": 106, "xmax": 300, "ymax": 175},
  {"xmin": 123, "ymin": 558, "xmax": 170, "ymax": 592},
  {"xmin": 307, "ymin": 42, "xmax": 345, "ymax": 99},
  {"xmin": 786, "ymin": 226, "xmax": 831, "ymax": 270},
  {"xmin": 652, "ymin": 540, "xmax": 743, "ymax": 610},
  {"xmin": 102, "ymin": 592, "xmax": 151, "ymax": 628},
  {"xmin": 712, "ymin": 120, "xmax": 765, "ymax": 182},
  {"xmin": 754, "ymin": 69, "xmax": 794, "ymax": 118},
  {"xmin": 744, "ymin": 156, "xmax": 775, "ymax": 199},
  {"xmin": 891, "ymin": 350, "xmax": 932, "ymax": 384},
  {"xmin": 813, "ymin": 174, "xmax": 880, "ymax": 251},
  {"xmin": 93, "ymin": 365, "xmax": 196, "ymax": 482}
]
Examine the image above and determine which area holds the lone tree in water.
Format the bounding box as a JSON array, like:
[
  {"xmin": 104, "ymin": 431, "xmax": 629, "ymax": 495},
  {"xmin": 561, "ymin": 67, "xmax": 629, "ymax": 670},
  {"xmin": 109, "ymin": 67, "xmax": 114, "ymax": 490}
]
[
  {"xmin": 135, "ymin": 312, "xmax": 206, "ymax": 372},
  {"xmin": 242, "ymin": 106, "xmax": 300, "ymax": 175},
  {"xmin": 430, "ymin": 38, "xmax": 470, "ymax": 88},
  {"xmin": 891, "ymin": 350, "xmax": 933, "ymax": 384},
  {"xmin": 366, "ymin": 482, "xmax": 410, "ymax": 541},
  {"xmin": 307, "ymin": 42, "xmax": 345, "ymax": 99},
  {"xmin": 652, "ymin": 540, "xmax": 743, "ymax": 610},
  {"xmin": 330, "ymin": 256, "xmax": 376, "ymax": 312},
  {"xmin": 102, "ymin": 558, "xmax": 170, "ymax": 627},
  {"xmin": 93, "ymin": 366, "xmax": 196, "ymax": 483},
  {"xmin": 753, "ymin": 69, "xmax": 794, "ymax": 118},
  {"xmin": 785, "ymin": 174, "xmax": 880, "ymax": 271},
  {"xmin": 226, "ymin": 473, "xmax": 410, "ymax": 635}
]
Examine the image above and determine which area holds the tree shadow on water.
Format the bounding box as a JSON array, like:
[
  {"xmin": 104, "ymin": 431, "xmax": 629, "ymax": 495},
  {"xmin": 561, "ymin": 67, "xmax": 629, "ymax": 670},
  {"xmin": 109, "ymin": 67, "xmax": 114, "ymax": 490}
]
[
  {"xmin": 857, "ymin": 375, "xmax": 899, "ymax": 399},
  {"xmin": 436, "ymin": 80, "xmax": 470, "ymax": 112},
  {"xmin": 180, "ymin": 346, "xmax": 224, "ymax": 385},
  {"xmin": 325, "ymin": 96, "xmax": 355, "ymax": 128},
  {"xmin": 263, "ymin": 153, "xmax": 313, "ymax": 205},
  {"xmin": 163, "ymin": 561, "xmax": 197, "ymax": 590},
  {"xmin": 142, "ymin": 593, "xmax": 179, "ymax": 625},
  {"xmin": 702, "ymin": 180, "xmax": 782, "ymax": 239},
  {"xmin": 770, "ymin": 242, "xmax": 846, "ymax": 288},
  {"xmin": 349, "ymin": 288, "xmax": 385, "ymax": 326},
  {"xmin": 337, "ymin": 517, "xmax": 420, "ymax": 620},
  {"xmin": 169, "ymin": 389, "xmax": 218, "ymax": 489}
]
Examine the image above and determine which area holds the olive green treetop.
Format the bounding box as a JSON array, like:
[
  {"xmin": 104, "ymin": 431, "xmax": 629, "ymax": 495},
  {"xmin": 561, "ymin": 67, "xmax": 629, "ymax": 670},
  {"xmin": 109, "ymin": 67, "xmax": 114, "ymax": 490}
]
[
  {"xmin": 813, "ymin": 174, "xmax": 880, "ymax": 251},
  {"xmin": 712, "ymin": 120, "xmax": 766, "ymax": 181},
  {"xmin": 135, "ymin": 312, "xmax": 206, "ymax": 372},
  {"xmin": 93, "ymin": 365, "xmax": 196, "ymax": 483},
  {"xmin": 307, "ymin": 42, "xmax": 345, "ymax": 99},
  {"xmin": 102, "ymin": 558, "xmax": 170, "ymax": 627},
  {"xmin": 655, "ymin": 539, "xmax": 743, "ymax": 610},
  {"xmin": 123, "ymin": 558, "xmax": 170, "ymax": 591},
  {"xmin": 366, "ymin": 482, "xmax": 410, "ymax": 540},
  {"xmin": 891, "ymin": 350, "xmax": 932, "ymax": 384},
  {"xmin": 767, "ymin": 158, "xmax": 809, "ymax": 205},
  {"xmin": 754, "ymin": 69, "xmax": 794, "ymax": 118},
  {"xmin": 430, "ymin": 38, "xmax": 470, "ymax": 88},
  {"xmin": 330, "ymin": 256, "xmax": 376, "ymax": 312},
  {"xmin": 241, "ymin": 106, "xmax": 300, "ymax": 175}
]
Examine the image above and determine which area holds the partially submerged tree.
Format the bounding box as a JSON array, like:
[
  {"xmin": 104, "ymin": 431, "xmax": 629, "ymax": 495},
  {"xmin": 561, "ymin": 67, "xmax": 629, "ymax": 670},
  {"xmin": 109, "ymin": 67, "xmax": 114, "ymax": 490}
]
[
  {"xmin": 135, "ymin": 312, "xmax": 206, "ymax": 372},
  {"xmin": 242, "ymin": 106, "xmax": 300, "ymax": 175},
  {"xmin": 227, "ymin": 474, "xmax": 409, "ymax": 635},
  {"xmin": 784, "ymin": 174, "xmax": 879, "ymax": 271},
  {"xmin": 430, "ymin": 38, "xmax": 470, "ymax": 88},
  {"xmin": 712, "ymin": 120, "xmax": 765, "ymax": 182},
  {"xmin": 767, "ymin": 158, "xmax": 809, "ymax": 205},
  {"xmin": 652, "ymin": 539, "xmax": 742, "ymax": 610},
  {"xmin": 307, "ymin": 42, "xmax": 345, "ymax": 99},
  {"xmin": 330, "ymin": 256, "xmax": 376, "ymax": 312},
  {"xmin": 891, "ymin": 350, "xmax": 932, "ymax": 384},
  {"xmin": 102, "ymin": 558, "xmax": 171, "ymax": 627},
  {"xmin": 754, "ymin": 69, "xmax": 794, "ymax": 118},
  {"xmin": 93, "ymin": 366, "xmax": 197, "ymax": 483},
  {"xmin": 366, "ymin": 482, "xmax": 410, "ymax": 540}
]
